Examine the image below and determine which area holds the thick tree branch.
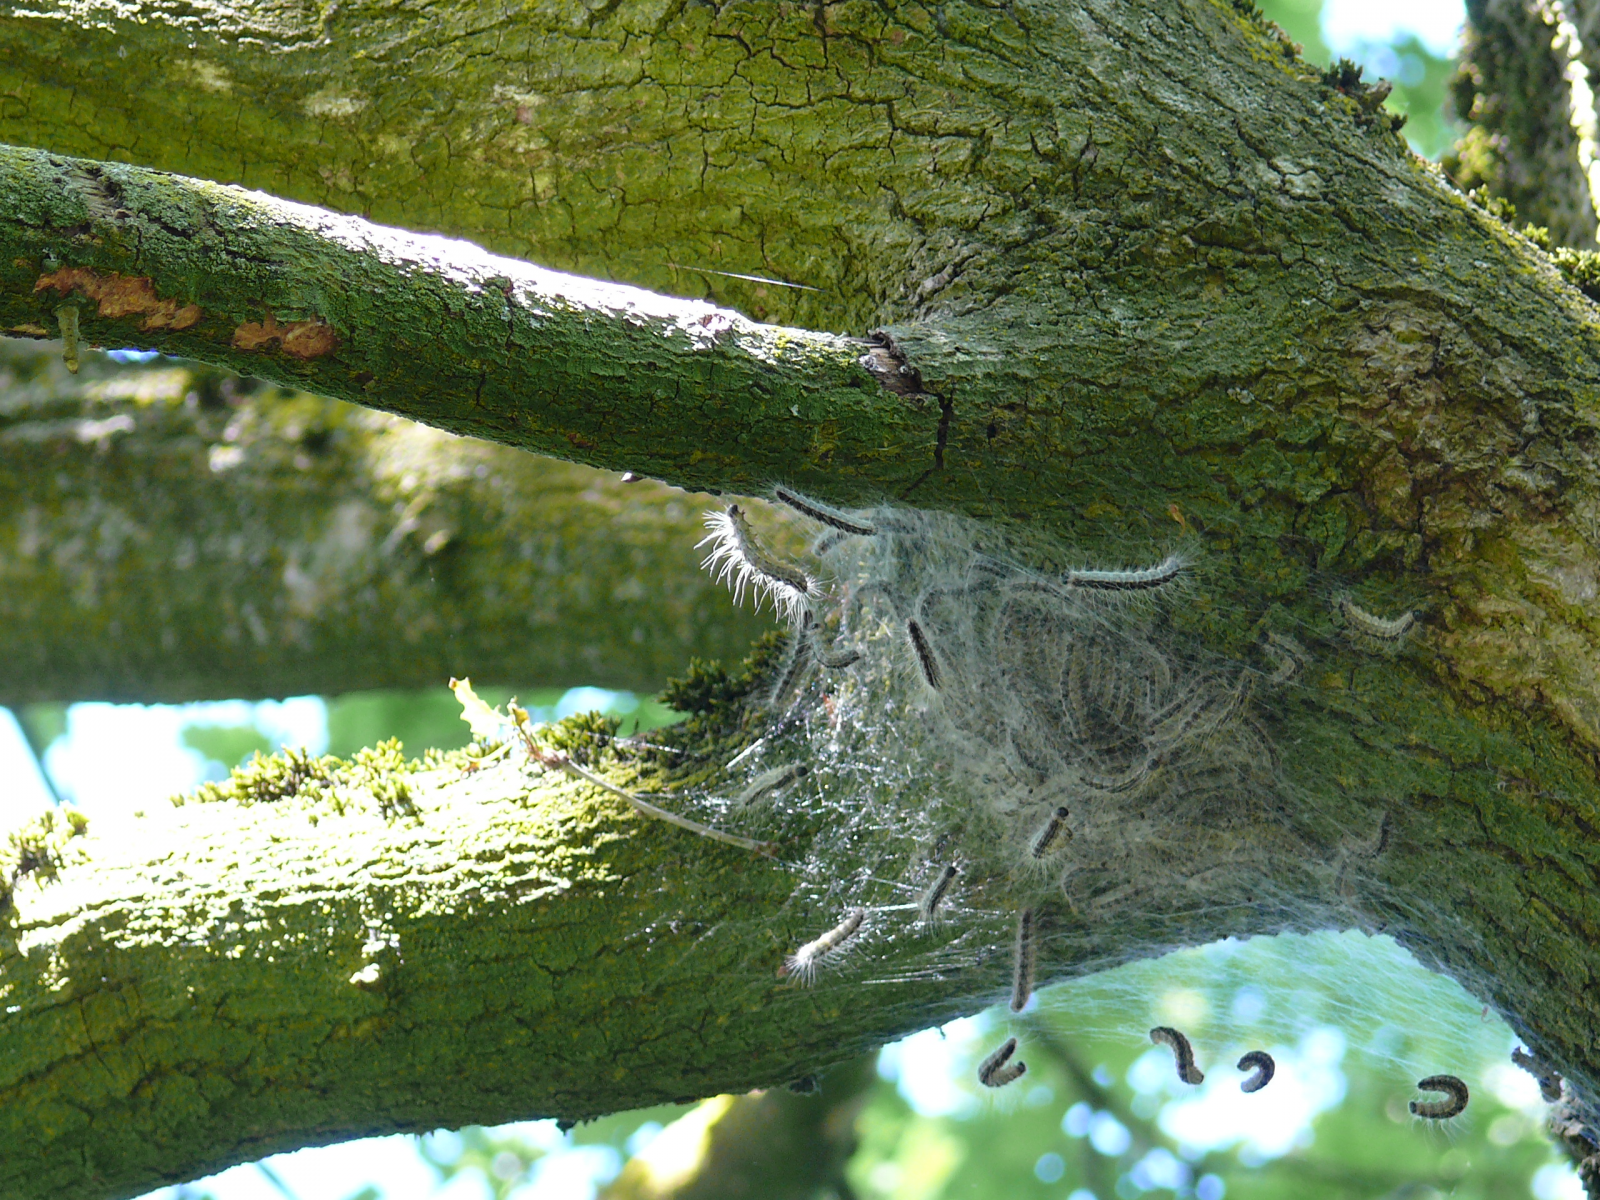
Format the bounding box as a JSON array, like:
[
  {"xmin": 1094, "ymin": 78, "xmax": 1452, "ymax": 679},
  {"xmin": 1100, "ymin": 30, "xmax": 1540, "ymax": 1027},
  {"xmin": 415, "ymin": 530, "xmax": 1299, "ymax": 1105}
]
[
  {"xmin": 0, "ymin": 725, "xmax": 996, "ymax": 1200},
  {"xmin": 0, "ymin": 341, "xmax": 772, "ymax": 703}
]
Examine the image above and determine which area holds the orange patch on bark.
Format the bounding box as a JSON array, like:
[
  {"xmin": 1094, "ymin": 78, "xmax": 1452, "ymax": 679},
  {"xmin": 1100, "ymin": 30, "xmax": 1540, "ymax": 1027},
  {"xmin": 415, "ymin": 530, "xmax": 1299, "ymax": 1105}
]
[
  {"xmin": 35, "ymin": 267, "xmax": 203, "ymax": 331},
  {"xmin": 232, "ymin": 313, "xmax": 339, "ymax": 359}
]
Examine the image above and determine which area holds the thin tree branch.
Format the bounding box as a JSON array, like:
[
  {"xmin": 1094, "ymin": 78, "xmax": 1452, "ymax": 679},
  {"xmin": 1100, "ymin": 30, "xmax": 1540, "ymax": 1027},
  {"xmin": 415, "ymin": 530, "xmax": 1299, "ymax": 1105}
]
[{"xmin": 0, "ymin": 144, "xmax": 922, "ymax": 503}]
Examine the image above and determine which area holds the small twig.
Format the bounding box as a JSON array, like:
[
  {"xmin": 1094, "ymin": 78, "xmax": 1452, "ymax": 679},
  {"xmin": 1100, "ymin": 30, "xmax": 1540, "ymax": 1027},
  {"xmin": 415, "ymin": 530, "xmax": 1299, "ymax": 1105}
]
[
  {"xmin": 512, "ymin": 716, "xmax": 775, "ymax": 855},
  {"xmin": 255, "ymin": 1164, "xmax": 301, "ymax": 1200},
  {"xmin": 561, "ymin": 754, "xmax": 777, "ymax": 855}
]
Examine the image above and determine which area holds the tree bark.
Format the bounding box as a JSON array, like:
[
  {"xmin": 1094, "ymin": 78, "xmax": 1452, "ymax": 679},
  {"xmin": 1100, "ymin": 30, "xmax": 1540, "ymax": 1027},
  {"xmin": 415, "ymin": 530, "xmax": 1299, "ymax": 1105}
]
[
  {"xmin": 0, "ymin": 728, "xmax": 982, "ymax": 1200},
  {"xmin": 5, "ymin": 0, "xmax": 1600, "ymax": 1194},
  {"xmin": 0, "ymin": 340, "xmax": 772, "ymax": 703}
]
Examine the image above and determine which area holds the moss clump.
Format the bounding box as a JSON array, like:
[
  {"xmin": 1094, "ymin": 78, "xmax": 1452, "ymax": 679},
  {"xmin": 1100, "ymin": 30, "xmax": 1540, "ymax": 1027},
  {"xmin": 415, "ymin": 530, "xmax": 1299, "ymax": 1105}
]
[
  {"xmin": 1465, "ymin": 186, "xmax": 1520, "ymax": 227},
  {"xmin": 541, "ymin": 712, "xmax": 622, "ymax": 766},
  {"xmin": 1222, "ymin": 0, "xmax": 1303, "ymax": 64},
  {"xmin": 346, "ymin": 739, "xmax": 417, "ymax": 818},
  {"xmin": 182, "ymin": 739, "xmax": 415, "ymax": 818},
  {"xmin": 1321, "ymin": 58, "xmax": 1407, "ymax": 132},
  {"xmin": 654, "ymin": 632, "xmax": 792, "ymax": 768},
  {"xmin": 660, "ymin": 631, "xmax": 788, "ymax": 718},
  {"xmin": 186, "ymin": 745, "xmax": 331, "ymax": 806},
  {"xmin": 661, "ymin": 659, "xmax": 748, "ymax": 716},
  {"xmin": 1550, "ymin": 247, "xmax": 1600, "ymax": 301},
  {"xmin": 1, "ymin": 808, "xmax": 89, "ymax": 914},
  {"xmin": 1456, "ymin": 195, "xmax": 1600, "ymax": 300}
]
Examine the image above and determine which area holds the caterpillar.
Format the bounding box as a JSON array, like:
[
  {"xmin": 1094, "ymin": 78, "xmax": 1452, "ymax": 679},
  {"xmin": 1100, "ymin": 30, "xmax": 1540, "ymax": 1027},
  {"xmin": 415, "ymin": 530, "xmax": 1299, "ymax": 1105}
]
[
  {"xmin": 1336, "ymin": 595, "xmax": 1416, "ymax": 643},
  {"xmin": 918, "ymin": 864, "xmax": 958, "ymax": 925},
  {"xmin": 1064, "ymin": 554, "xmax": 1184, "ymax": 591},
  {"xmin": 1237, "ymin": 1050, "xmax": 1274, "ymax": 1093},
  {"xmin": 783, "ymin": 908, "xmax": 866, "ymax": 983},
  {"xmin": 1030, "ymin": 806, "xmax": 1071, "ymax": 858},
  {"xmin": 1146, "ymin": 674, "xmax": 1251, "ymax": 754},
  {"xmin": 816, "ymin": 645, "xmax": 862, "ymax": 670},
  {"xmin": 698, "ymin": 504, "xmax": 818, "ymax": 620},
  {"xmin": 812, "ymin": 530, "xmax": 850, "ymax": 556},
  {"xmin": 1080, "ymin": 761, "xmax": 1150, "ymax": 795},
  {"xmin": 1409, "ymin": 1074, "xmax": 1469, "ymax": 1119},
  {"xmin": 1010, "ymin": 908, "xmax": 1036, "ymax": 1013},
  {"xmin": 906, "ymin": 618, "xmax": 942, "ymax": 689},
  {"xmin": 1512, "ymin": 1048, "xmax": 1563, "ymax": 1102},
  {"xmin": 802, "ymin": 611, "xmax": 861, "ymax": 669},
  {"xmin": 978, "ymin": 1036, "xmax": 1027, "ymax": 1088},
  {"xmin": 769, "ymin": 629, "xmax": 814, "ymax": 705},
  {"xmin": 736, "ymin": 763, "xmax": 809, "ymax": 806},
  {"xmin": 773, "ymin": 486, "xmax": 878, "ymax": 537},
  {"xmin": 1261, "ymin": 633, "xmax": 1305, "ymax": 685},
  {"xmin": 1150, "ymin": 1026, "xmax": 1205, "ymax": 1085}
]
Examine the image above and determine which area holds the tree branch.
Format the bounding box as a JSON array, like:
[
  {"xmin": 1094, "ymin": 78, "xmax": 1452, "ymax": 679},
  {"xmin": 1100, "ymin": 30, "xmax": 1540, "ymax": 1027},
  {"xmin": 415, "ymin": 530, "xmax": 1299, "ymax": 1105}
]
[
  {"xmin": 1451, "ymin": 0, "xmax": 1599, "ymax": 246},
  {"xmin": 0, "ymin": 143, "xmax": 922, "ymax": 503},
  {"xmin": 0, "ymin": 341, "xmax": 773, "ymax": 703},
  {"xmin": 0, "ymin": 723, "xmax": 996, "ymax": 1200}
]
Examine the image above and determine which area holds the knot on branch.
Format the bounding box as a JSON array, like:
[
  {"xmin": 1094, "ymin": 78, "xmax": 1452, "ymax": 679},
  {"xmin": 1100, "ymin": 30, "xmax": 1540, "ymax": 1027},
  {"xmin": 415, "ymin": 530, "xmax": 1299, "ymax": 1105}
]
[{"xmin": 857, "ymin": 331, "xmax": 925, "ymax": 397}]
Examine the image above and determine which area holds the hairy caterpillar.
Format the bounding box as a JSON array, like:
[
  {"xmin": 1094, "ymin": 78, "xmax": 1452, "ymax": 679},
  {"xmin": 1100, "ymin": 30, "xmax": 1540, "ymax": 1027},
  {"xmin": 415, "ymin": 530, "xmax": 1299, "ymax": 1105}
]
[
  {"xmin": 699, "ymin": 504, "xmax": 818, "ymax": 619},
  {"xmin": 783, "ymin": 908, "xmax": 865, "ymax": 982},
  {"xmin": 1410, "ymin": 1074, "xmax": 1469, "ymax": 1119},
  {"xmin": 978, "ymin": 1036, "xmax": 1027, "ymax": 1088},
  {"xmin": 918, "ymin": 864, "xmax": 958, "ymax": 925},
  {"xmin": 802, "ymin": 611, "xmax": 861, "ymax": 670},
  {"xmin": 1030, "ymin": 806, "xmax": 1071, "ymax": 858},
  {"xmin": 1512, "ymin": 1048, "xmax": 1563, "ymax": 1102},
  {"xmin": 906, "ymin": 618, "xmax": 942, "ymax": 689},
  {"xmin": 1150, "ymin": 1026, "xmax": 1205, "ymax": 1085},
  {"xmin": 816, "ymin": 645, "xmax": 862, "ymax": 670},
  {"xmin": 812, "ymin": 530, "xmax": 851, "ymax": 556},
  {"xmin": 1237, "ymin": 1050, "xmax": 1275, "ymax": 1093},
  {"xmin": 1261, "ymin": 633, "xmax": 1305, "ymax": 685},
  {"xmin": 773, "ymin": 486, "xmax": 878, "ymax": 537},
  {"xmin": 1079, "ymin": 762, "xmax": 1151, "ymax": 795},
  {"xmin": 736, "ymin": 763, "xmax": 809, "ymax": 806},
  {"xmin": 1010, "ymin": 909, "xmax": 1036, "ymax": 1012},
  {"xmin": 769, "ymin": 632, "xmax": 814, "ymax": 705},
  {"xmin": 1064, "ymin": 554, "xmax": 1184, "ymax": 591},
  {"xmin": 1336, "ymin": 595, "xmax": 1416, "ymax": 643}
]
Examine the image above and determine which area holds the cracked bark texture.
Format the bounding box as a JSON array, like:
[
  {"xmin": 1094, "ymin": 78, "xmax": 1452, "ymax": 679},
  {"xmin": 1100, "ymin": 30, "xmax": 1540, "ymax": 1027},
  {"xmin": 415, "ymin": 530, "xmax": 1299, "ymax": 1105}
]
[
  {"xmin": 0, "ymin": 340, "xmax": 772, "ymax": 703},
  {"xmin": 5, "ymin": 0, "xmax": 1600, "ymax": 1195}
]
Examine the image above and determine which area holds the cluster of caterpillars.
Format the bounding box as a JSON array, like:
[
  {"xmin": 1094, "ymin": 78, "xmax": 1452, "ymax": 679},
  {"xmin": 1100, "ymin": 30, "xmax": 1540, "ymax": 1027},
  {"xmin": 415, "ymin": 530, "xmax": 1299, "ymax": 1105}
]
[
  {"xmin": 701, "ymin": 486, "xmax": 1418, "ymax": 976},
  {"xmin": 979, "ymin": 1018, "xmax": 1473, "ymax": 1122},
  {"xmin": 695, "ymin": 487, "xmax": 1430, "ymax": 1103},
  {"xmin": 701, "ymin": 487, "xmax": 1237, "ymax": 992},
  {"xmin": 975, "ymin": 1021, "xmax": 1469, "ymax": 1120}
]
